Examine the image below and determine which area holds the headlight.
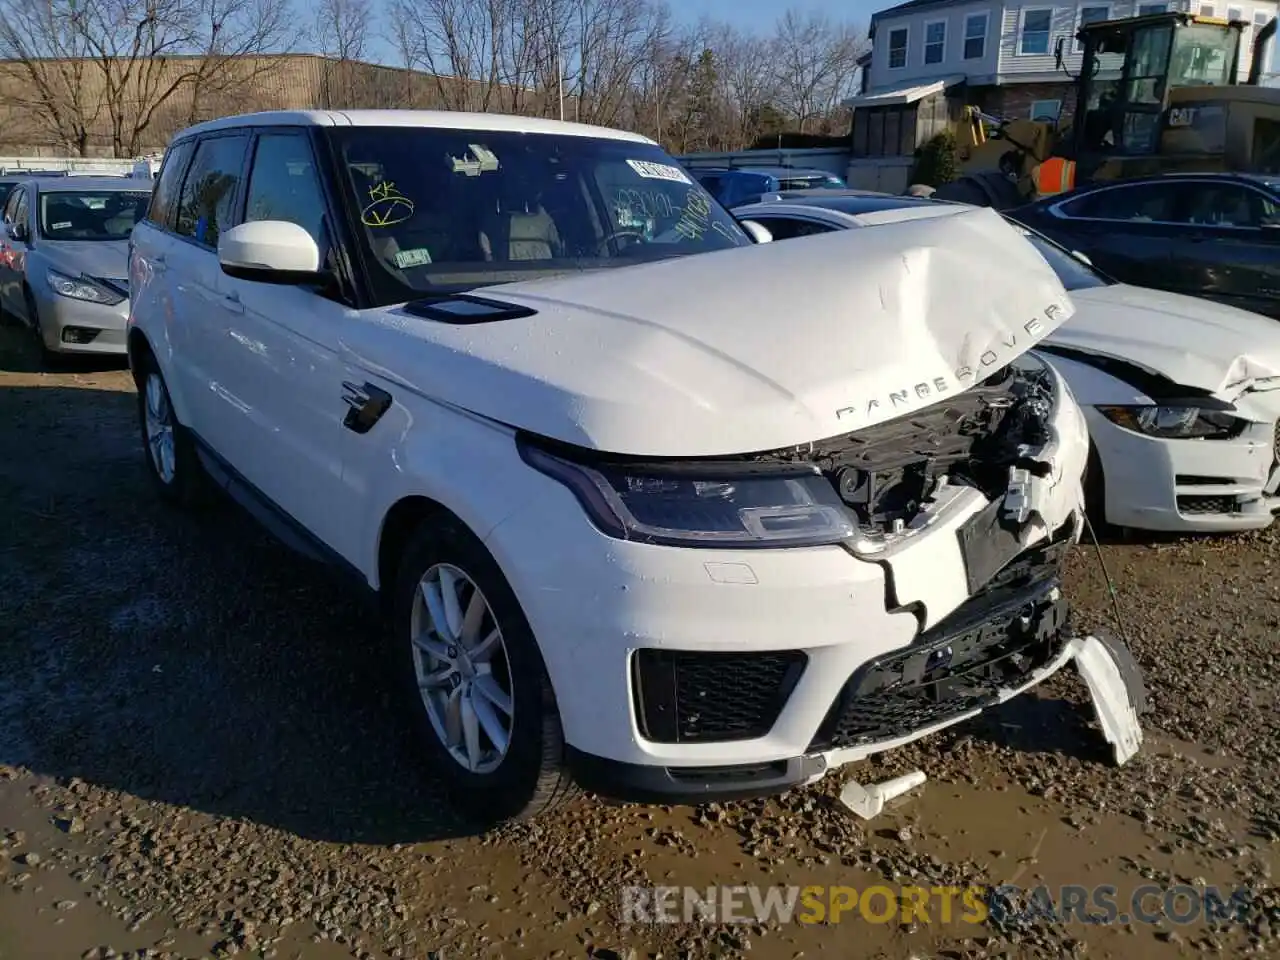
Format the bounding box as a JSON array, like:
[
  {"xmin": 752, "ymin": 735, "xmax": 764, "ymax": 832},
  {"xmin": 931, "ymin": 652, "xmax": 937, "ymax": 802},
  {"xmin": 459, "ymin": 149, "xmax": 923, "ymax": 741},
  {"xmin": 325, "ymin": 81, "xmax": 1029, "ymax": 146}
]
[
  {"xmin": 518, "ymin": 439, "xmax": 856, "ymax": 548},
  {"xmin": 1095, "ymin": 404, "xmax": 1242, "ymax": 439},
  {"xmin": 46, "ymin": 269, "xmax": 125, "ymax": 305}
]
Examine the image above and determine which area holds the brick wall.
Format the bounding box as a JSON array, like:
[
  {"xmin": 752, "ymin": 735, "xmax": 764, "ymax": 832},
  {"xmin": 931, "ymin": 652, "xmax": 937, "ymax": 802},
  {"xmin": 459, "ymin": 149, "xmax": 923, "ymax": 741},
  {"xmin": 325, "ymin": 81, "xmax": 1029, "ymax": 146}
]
[{"xmin": 975, "ymin": 82, "xmax": 1081, "ymax": 127}]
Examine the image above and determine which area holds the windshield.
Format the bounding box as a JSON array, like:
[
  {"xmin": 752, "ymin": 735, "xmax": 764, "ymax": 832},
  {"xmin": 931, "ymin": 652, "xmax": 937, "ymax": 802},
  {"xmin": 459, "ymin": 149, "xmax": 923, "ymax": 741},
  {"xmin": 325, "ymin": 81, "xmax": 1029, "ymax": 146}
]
[
  {"xmin": 1170, "ymin": 23, "xmax": 1237, "ymax": 87},
  {"xmin": 1009, "ymin": 221, "xmax": 1114, "ymax": 290},
  {"xmin": 326, "ymin": 127, "xmax": 751, "ymax": 305},
  {"xmin": 38, "ymin": 190, "xmax": 150, "ymax": 241}
]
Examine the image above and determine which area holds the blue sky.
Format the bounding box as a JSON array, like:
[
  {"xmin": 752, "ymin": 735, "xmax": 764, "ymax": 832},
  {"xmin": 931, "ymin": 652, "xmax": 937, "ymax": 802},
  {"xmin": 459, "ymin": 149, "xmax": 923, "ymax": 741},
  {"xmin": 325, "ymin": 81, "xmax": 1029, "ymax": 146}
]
[{"xmin": 686, "ymin": 0, "xmax": 879, "ymax": 31}]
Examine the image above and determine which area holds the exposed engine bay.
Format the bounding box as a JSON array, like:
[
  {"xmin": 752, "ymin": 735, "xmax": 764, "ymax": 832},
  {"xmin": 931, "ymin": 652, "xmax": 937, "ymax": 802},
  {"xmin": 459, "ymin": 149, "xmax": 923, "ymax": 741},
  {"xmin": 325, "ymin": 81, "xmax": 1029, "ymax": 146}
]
[{"xmin": 755, "ymin": 357, "xmax": 1059, "ymax": 537}]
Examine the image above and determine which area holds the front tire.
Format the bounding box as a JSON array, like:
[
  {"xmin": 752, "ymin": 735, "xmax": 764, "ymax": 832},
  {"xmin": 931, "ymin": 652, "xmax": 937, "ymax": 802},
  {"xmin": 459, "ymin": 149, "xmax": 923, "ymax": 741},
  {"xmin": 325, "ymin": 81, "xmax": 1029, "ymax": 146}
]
[
  {"xmin": 26, "ymin": 289, "xmax": 60, "ymax": 369},
  {"xmin": 136, "ymin": 354, "xmax": 210, "ymax": 508},
  {"xmin": 390, "ymin": 516, "xmax": 579, "ymax": 825}
]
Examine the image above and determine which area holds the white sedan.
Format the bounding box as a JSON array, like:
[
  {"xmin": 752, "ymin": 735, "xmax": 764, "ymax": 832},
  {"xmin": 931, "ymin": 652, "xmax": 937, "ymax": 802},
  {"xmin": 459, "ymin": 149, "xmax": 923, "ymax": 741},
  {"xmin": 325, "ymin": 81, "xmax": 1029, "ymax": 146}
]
[{"xmin": 735, "ymin": 193, "xmax": 1280, "ymax": 534}]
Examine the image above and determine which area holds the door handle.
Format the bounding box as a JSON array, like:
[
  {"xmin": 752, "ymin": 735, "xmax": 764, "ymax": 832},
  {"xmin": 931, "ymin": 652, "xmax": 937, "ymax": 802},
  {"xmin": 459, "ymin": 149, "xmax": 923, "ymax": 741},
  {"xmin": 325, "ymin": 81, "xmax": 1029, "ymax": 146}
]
[{"xmin": 221, "ymin": 291, "xmax": 244, "ymax": 315}]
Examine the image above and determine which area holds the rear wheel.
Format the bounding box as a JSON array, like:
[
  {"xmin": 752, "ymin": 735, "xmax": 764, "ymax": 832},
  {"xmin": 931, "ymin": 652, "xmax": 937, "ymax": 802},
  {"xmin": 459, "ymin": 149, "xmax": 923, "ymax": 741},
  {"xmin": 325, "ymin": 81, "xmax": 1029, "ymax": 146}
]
[{"xmin": 390, "ymin": 516, "xmax": 579, "ymax": 825}]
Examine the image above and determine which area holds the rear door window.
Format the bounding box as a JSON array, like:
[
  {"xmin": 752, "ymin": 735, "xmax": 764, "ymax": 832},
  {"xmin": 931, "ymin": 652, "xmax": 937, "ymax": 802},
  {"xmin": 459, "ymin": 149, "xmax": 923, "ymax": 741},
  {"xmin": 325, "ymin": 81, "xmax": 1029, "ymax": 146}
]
[
  {"xmin": 1058, "ymin": 182, "xmax": 1180, "ymax": 222},
  {"xmin": 12, "ymin": 189, "xmax": 29, "ymax": 232},
  {"xmin": 174, "ymin": 134, "xmax": 250, "ymax": 248},
  {"xmin": 1177, "ymin": 182, "xmax": 1278, "ymax": 228},
  {"xmin": 3, "ymin": 186, "xmax": 23, "ymax": 225},
  {"xmin": 148, "ymin": 141, "xmax": 194, "ymax": 230}
]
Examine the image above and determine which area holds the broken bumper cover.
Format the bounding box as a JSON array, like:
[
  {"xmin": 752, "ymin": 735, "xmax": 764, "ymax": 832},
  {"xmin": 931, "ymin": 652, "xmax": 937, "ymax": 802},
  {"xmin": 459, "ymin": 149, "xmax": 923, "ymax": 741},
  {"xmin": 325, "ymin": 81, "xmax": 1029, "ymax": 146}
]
[{"xmin": 569, "ymin": 631, "xmax": 1145, "ymax": 804}]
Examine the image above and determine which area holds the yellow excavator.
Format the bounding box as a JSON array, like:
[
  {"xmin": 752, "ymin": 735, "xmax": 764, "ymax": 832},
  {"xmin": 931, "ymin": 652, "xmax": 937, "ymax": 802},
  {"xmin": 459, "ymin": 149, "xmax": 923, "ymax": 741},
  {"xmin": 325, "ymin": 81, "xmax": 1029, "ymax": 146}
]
[{"xmin": 933, "ymin": 10, "xmax": 1280, "ymax": 207}]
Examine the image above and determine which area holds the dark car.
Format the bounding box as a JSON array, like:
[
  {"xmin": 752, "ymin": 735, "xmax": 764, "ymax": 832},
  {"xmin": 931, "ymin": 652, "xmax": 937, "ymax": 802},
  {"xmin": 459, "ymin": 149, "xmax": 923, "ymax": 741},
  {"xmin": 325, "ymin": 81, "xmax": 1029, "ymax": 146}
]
[
  {"xmin": 1008, "ymin": 173, "xmax": 1280, "ymax": 319},
  {"xmin": 689, "ymin": 166, "xmax": 846, "ymax": 208}
]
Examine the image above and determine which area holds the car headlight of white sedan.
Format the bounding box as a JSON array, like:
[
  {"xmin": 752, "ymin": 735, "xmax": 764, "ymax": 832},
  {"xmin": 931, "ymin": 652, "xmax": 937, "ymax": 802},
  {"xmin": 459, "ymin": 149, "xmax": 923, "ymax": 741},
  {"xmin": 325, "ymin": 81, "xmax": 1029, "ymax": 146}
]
[
  {"xmin": 46, "ymin": 268, "xmax": 126, "ymax": 306},
  {"xmin": 1095, "ymin": 404, "xmax": 1244, "ymax": 440}
]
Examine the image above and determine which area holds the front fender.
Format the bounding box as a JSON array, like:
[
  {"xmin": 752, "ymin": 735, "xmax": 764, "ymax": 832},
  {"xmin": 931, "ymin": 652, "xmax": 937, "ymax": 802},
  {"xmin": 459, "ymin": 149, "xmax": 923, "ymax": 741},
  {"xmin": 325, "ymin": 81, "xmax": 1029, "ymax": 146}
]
[
  {"xmin": 127, "ymin": 231, "xmax": 194, "ymax": 427},
  {"xmin": 354, "ymin": 395, "xmax": 540, "ymax": 591}
]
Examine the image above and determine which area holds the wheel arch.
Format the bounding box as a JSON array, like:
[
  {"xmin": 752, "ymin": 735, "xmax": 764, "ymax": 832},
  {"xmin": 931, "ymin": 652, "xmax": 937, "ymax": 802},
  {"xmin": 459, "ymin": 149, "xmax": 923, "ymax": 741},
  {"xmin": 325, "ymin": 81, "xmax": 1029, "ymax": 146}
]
[
  {"xmin": 126, "ymin": 325, "xmax": 195, "ymax": 427},
  {"xmin": 376, "ymin": 495, "xmax": 456, "ymax": 610},
  {"xmin": 127, "ymin": 327, "xmax": 154, "ymax": 386}
]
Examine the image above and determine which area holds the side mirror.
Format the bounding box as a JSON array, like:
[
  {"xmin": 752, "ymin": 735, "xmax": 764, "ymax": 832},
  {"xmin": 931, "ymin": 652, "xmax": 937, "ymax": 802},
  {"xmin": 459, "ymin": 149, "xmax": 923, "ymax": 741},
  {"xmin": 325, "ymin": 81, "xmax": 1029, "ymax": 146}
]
[
  {"xmin": 218, "ymin": 220, "xmax": 323, "ymax": 284},
  {"xmin": 1072, "ymin": 249, "xmax": 1094, "ymax": 266},
  {"xmin": 739, "ymin": 219, "xmax": 774, "ymax": 244}
]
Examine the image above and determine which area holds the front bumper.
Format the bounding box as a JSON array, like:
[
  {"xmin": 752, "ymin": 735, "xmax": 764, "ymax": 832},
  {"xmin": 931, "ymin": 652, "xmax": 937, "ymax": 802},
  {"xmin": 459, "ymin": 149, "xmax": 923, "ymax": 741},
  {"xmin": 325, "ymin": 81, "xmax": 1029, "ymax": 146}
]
[
  {"xmin": 35, "ymin": 288, "xmax": 129, "ymax": 356},
  {"xmin": 484, "ymin": 374, "xmax": 1091, "ymax": 792},
  {"xmin": 569, "ymin": 629, "xmax": 1143, "ymax": 803},
  {"xmin": 1086, "ymin": 405, "xmax": 1280, "ymax": 533}
]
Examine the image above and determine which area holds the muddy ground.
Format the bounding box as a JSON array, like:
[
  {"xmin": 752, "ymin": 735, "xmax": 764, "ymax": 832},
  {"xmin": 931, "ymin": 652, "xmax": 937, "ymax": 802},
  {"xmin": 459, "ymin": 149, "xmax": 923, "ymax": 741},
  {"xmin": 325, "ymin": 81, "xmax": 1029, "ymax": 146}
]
[{"xmin": 0, "ymin": 321, "xmax": 1277, "ymax": 960}]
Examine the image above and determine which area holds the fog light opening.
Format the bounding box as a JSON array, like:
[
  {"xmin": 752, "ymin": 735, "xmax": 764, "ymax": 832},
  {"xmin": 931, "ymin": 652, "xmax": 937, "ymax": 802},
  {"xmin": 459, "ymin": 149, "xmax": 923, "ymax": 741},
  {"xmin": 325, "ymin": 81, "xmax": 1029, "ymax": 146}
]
[{"xmin": 61, "ymin": 327, "xmax": 101, "ymax": 344}]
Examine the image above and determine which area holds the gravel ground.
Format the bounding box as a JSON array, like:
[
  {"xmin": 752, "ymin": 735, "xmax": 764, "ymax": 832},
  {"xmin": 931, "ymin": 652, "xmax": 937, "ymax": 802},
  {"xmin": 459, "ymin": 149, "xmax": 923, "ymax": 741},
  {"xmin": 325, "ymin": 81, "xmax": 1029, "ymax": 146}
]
[{"xmin": 0, "ymin": 321, "xmax": 1277, "ymax": 960}]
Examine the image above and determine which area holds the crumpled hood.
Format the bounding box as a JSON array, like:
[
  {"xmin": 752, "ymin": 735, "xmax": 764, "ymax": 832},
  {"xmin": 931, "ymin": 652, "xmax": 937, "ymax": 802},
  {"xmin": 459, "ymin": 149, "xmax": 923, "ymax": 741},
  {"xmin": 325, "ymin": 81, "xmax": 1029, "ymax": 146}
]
[
  {"xmin": 37, "ymin": 239, "xmax": 129, "ymax": 285},
  {"xmin": 347, "ymin": 207, "xmax": 1074, "ymax": 456},
  {"xmin": 1052, "ymin": 284, "xmax": 1280, "ymax": 399}
]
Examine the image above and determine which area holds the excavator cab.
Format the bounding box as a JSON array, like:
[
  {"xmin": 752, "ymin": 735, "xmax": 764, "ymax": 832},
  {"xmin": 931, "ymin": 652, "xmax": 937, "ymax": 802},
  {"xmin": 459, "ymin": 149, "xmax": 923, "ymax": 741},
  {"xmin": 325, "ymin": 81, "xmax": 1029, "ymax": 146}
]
[
  {"xmin": 937, "ymin": 11, "xmax": 1279, "ymax": 207},
  {"xmin": 1058, "ymin": 12, "xmax": 1275, "ymax": 179}
]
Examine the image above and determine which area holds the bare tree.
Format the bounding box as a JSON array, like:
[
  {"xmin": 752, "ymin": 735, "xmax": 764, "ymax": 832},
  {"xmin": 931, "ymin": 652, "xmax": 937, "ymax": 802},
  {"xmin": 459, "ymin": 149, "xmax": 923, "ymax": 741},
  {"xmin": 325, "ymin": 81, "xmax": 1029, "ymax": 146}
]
[
  {"xmin": 712, "ymin": 24, "xmax": 777, "ymax": 149},
  {"xmin": 0, "ymin": 0, "xmax": 297, "ymax": 157},
  {"xmin": 0, "ymin": 0, "xmax": 102, "ymax": 155},
  {"xmin": 313, "ymin": 0, "xmax": 373, "ymax": 106},
  {"xmin": 567, "ymin": 0, "xmax": 666, "ymax": 127},
  {"xmin": 389, "ymin": 0, "xmax": 509, "ymax": 111},
  {"xmin": 771, "ymin": 8, "xmax": 866, "ymax": 134}
]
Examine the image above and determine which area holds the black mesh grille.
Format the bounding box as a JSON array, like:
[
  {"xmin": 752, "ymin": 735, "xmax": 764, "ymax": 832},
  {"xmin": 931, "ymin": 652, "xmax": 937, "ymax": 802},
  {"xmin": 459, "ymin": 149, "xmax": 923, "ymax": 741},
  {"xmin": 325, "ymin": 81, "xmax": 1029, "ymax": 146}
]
[
  {"xmin": 810, "ymin": 531, "xmax": 1073, "ymax": 752},
  {"xmin": 632, "ymin": 650, "xmax": 806, "ymax": 744},
  {"xmin": 1177, "ymin": 495, "xmax": 1240, "ymax": 515}
]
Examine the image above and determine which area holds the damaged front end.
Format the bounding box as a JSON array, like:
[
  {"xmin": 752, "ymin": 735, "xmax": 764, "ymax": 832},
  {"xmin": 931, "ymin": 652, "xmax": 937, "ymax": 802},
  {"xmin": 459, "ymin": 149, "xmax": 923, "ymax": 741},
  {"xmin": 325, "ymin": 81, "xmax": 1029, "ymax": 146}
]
[
  {"xmin": 752, "ymin": 353, "xmax": 1065, "ymax": 547},
  {"xmin": 745, "ymin": 353, "xmax": 1090, "ymax": 757}
]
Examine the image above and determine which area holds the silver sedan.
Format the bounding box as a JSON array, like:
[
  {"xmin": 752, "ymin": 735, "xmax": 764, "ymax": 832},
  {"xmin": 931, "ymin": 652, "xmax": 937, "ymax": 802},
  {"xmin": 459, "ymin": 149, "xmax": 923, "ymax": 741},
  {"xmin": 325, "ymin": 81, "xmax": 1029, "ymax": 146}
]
[{"xmin": 0, "ymin": 176, "xmax": 152, "ymax": 361}]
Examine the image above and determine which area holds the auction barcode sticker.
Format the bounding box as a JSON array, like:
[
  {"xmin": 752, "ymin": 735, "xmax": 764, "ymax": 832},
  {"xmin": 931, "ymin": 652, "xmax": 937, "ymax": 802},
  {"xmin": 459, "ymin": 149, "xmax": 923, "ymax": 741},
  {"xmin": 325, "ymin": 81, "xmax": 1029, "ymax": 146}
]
[{"xmin": 626, "ymin": 159, "xmax": 692, "ymax": 185}]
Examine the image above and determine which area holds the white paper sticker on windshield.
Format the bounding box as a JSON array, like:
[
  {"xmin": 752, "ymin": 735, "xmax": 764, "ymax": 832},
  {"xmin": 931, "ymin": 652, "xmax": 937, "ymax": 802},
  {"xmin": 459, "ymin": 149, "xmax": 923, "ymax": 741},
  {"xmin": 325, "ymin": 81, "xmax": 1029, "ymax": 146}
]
[
  {"xmin": 51, "ymin": 221, "xmax": 71, "ymax": 230},
  {"xmin": 394, "ymin": 247, "xmax": 433, "ymax": 269},
  {"xmin": 626, "ymin": 159, "xmax": 692, "ymax": 185}
]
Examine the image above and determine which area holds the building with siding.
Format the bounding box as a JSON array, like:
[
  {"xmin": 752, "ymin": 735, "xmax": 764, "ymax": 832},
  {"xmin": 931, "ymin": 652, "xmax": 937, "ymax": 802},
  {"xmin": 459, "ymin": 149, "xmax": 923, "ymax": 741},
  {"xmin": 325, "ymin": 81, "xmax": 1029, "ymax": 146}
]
[{"xmin": 860, "ymin": 0, "xmax": 1278, "ymax": 125}]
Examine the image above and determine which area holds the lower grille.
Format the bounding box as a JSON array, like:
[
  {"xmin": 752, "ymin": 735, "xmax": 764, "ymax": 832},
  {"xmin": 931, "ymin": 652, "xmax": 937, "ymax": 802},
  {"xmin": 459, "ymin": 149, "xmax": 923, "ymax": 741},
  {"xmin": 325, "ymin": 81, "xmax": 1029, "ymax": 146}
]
[
  {"xmin": 810, "ymin": 533, "xmax": 1073, "ymax": 752},
  {"xmin": 1177, "ymin": 494, "xmax": 1241, "ymax": 515},
  {"xmin": 632, "ymin": 649, "xmax": 806, "ymax": 744}
]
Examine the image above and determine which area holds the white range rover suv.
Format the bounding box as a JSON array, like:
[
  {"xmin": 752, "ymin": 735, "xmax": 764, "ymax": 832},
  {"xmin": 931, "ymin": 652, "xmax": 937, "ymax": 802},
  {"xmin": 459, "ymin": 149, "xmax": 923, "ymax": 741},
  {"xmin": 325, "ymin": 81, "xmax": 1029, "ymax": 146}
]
[{"xmin": 128, "ymin": 110, "xmax": 1105, "ymax": 825}]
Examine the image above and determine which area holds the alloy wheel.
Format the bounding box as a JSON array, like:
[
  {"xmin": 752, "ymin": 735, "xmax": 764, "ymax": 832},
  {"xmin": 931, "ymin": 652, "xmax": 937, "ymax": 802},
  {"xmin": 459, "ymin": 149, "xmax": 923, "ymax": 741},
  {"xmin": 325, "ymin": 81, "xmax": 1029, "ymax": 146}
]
[
  {"xmin": 143, "ymin": 373, "xmax": 176, "ymax": 484},
  {"xmin": 410, "ymin": 563, "xmax": 515, "ymax": 774}
]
